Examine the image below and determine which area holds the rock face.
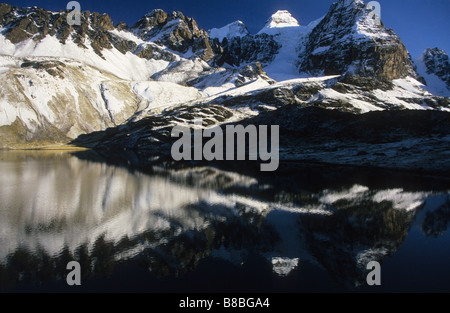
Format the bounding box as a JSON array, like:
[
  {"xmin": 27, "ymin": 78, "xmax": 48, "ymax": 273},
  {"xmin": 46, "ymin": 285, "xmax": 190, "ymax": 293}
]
[
  {"xmin": 132, "ymin": 9, "xmax": 214, "ymax": 62},
  {"xmin": 414, "ymin": 48, "xmax": 450, "ymax": 96},
  {"xmin": 1, "ymin": 5, "xmax": 111, "ymax": 51},
  {"xmin": 208, "ymin": 17, "xmax": 282, "ymax": 67},
  {"xmin": 235, "ymin": 62, "xmax": 275, "ymax": 87},
  {"xmin": 299, "ymin": 0, "xmax": 416, "ymax": 80},
  {"xmin": 212, "ymin": 34, "xmax": 280, "ymax": 67},
  {"xmin": 421, "ymin": 48, "xmax": 450, "ymax": 88},
  {"xmin": 0, "ymin": 5, "xmax": 217, "ymax": 63},
  {"xmin": 209, "ymin": 20, "xmax": 250, "ymax": 42},
  {"xmin": 0, "ymin": 59, "xmax": 150, "ymax": 148}
]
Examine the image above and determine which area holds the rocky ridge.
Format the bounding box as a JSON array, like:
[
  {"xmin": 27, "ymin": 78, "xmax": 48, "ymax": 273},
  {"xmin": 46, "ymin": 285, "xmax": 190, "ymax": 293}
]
[{"xmin": 0, "ymin": 0, "xmax": 449, "ymax": 158}]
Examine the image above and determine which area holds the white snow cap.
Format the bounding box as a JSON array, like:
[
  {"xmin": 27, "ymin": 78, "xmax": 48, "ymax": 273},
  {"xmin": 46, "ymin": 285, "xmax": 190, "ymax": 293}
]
[
  {"xmin": 262, "ymin": 10, "xmax": 300, "ymax": 29},
  {"xmin": 209, "ymin": 20, "xmax": 250, "ymax": 42}
]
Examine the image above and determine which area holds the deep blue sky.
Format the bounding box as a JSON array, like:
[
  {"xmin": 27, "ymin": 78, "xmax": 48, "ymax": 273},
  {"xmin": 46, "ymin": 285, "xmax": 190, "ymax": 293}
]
[{"xmin": 4, "ymin": 0, "xmax": 450, "ymax": 57}]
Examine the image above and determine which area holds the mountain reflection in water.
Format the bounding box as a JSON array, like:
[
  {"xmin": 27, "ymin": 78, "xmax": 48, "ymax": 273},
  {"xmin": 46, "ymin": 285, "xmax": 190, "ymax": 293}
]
[{"xmin": 0, "ymin": 150, "xmax": 449, "ymax": 292}]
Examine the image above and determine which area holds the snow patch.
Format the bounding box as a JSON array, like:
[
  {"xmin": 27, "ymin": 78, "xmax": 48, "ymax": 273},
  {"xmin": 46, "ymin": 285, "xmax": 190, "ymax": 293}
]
[
  {"xmin": 271, "ymin": 257, "xmax": 299, "ymax": 277},
  {"xmin": 320, "ymin": 185, "xmax": 369, "ymax": 204},
  {"xmin": 0, "ymin": 30, "xmax": 16, "ymax": 55},
  {"xmin": 356, "ymin": 247, "xmax": 388, "ymax": 268},
  {"xmin": 312, "ymin": 46, "xmax": 330, "ymax": 55},
  {"xmin": 373, "ymin": 189, "xmax": 428, "ymax": 211},
  {"xmin": 131, "ymin": 81, "xmax": 205, "ymax": 113}
]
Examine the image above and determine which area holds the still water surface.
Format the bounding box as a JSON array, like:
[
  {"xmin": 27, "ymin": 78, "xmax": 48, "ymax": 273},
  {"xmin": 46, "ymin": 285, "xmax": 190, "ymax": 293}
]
[{"xmin": 0, "ymin": 150, "xmax": 449, "ymax": 292}]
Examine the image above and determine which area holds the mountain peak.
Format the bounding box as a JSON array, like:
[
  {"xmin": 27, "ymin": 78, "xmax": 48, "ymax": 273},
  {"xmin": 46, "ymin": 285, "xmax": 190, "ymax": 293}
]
[
  {"xmin": 423, "ymin": 47, "xmax": 448, "ymax": 58},
  {"xmin": 135, "ymin": 8, "xmax": 169, "ymax": 29},
  {"xmin": 338, "ymin": 0, "xmax": 365, "ymax": 8},
  {"xmin": 209, "ymin": 20, "xmax": 250, "ymax": 42},
  {"xmin": 298, "ymin": 0, "xmax": 417, "ymax": 80},
  {"xmin": 263, "ymin": 10, "xmax": 300, "ymax": 29},
  {"xmin": 144, "ymin": 8, "xmax": 166, "ymax": 17},
  {"xmin": 415, "ymin": 47, "xmax": 450, "ymax": 96}
]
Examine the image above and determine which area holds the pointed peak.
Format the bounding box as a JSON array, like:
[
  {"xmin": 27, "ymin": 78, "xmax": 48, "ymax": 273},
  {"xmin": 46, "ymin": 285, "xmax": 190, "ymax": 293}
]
[
  {"xmin": 264, "ymin": 10, "xmax": 300, "ymax": 29},
  {"xmin": 220, "ymin": 20, "xmax": 246, "ymax": 28},
  {"xmin": 209, "ymin": 20, "xmax": 250, "ymax": 41},
  {"xmin": 231, "ymin": 20, "xmax": 245, "ymax": 26},
  {"xmin": 423, "ymin": 47, "xmax": 448, "ymax": 57},
  {"xmin": 329, "ymin": 0, "xmax": 370, "ymax": 17},
  {"xmin": 144, "ymin": 8, "xmax": 167, "ymax": 17},
  {"xmin": 335, "ymin": 0, "xmax": 382, "ymax": 18},
  {"xmin": 134, "ymin": 9, "xmax": 169, "ymax": 29},
  {"xmin": 337, "ymin": 0, "xmax": 366, "ymax": 8}
]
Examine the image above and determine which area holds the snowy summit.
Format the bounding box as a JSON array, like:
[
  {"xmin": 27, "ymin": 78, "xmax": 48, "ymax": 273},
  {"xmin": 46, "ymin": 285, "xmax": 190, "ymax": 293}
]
[
  {"xmin": 414, "ymin": 48, "xmax": 450, "ymax": 97},
  {"xmin": 209, "ymin": 20, "xmax": 250, "ymax": 42},
  {"xmin": 260, "ymin": 10, "xmax": 300, "ymax": 30}
]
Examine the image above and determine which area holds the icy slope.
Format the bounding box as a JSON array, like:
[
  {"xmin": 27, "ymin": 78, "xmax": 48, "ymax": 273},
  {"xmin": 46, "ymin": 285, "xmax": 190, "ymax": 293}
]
[
  {"xmin": 258, "ymin": 12, "xmax": 322, "ymax": 81},
  {"xmin": 0, "ymin": 56, "xmax": 204, "ymax": 147},
  {"xmin": 210, "ymin": 20, "xmax": 250, "ymax": 42},
  {"xmin": 0, "ymin": 30, "xmax": 170, "ymax": 81},
  {"xmin": 414, "ymin": 48, "xmax": 450, "ymax": 97}
]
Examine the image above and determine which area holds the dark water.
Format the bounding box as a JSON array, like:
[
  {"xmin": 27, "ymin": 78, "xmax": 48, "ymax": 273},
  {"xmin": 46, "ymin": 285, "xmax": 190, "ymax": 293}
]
[{"xmin": 0, "ymin": 150, "xmax": 449, "ymax": 293}]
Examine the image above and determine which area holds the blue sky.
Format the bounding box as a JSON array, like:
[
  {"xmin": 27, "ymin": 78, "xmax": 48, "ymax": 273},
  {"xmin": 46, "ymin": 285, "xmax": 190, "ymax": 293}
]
[{"xmin": 5, "ymin": 0, "xmax": 450, "ymax": 57}]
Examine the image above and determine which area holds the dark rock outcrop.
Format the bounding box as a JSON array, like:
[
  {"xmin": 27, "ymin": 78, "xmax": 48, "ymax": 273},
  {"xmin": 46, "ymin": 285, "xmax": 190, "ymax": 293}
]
[
  {"xmin": 235, "ymin": 62, "xmax": 275, "ymax": 87},
  {"xmin": 299, "ymin": 0, "xmax": 416, "ymax": 80},
  {"xmin": 132, "ymin": 9, "xmax": 214, "ymax": 61},
  {"xmin": 212, "ymin": 34, "xmax": 280, "ymax": 67},
  {"xmin": 421, "ymin": 48, "xmax": 450, "ymax": 88}
]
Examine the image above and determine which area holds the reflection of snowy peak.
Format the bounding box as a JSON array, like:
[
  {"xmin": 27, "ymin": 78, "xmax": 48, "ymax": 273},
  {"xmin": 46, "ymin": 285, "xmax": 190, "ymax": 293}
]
[
  {"xmin": 210, "ymin": 20, "xmax": 250, "ymax": 42},
  {"xmin": 2, "ymin": 151, "xmax": 447, "ymax": 287}
]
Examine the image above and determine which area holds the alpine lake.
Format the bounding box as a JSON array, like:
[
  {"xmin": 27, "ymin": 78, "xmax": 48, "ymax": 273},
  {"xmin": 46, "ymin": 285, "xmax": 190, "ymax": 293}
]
[{"xmin": 0, "ymin": 149, "xmax": 449, "ymax": 293}]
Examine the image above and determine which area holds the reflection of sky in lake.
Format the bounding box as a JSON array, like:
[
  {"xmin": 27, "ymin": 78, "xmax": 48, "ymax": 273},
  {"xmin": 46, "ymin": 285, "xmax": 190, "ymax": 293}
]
[{"xmin": 0, "ymin": 150, "xmax": 449, "ymax": 292}]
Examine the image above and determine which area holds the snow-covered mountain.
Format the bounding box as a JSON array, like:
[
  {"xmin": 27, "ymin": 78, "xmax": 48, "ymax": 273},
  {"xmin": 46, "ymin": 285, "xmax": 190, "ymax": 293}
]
[
  {"xmin": 415, "ymin": 48, "xmax": 450, "ymax": 97},
  {"xmin": 210, "ymin": 20, "xmax": 249, "ymax": 42},
  {"xmin": 299, "ymin": 0, "xmax": 416, "ymax": 80},
  {"xmin": 0, "ymin": 0, "xmax": 449, "ymax": 149},
  {"xmin": 256, "ymin": 11, "xmax": 319, "ymax": 80},
  {"xmin": 258, "ymin": 10, "xmax": 300, "ymax": 33}
]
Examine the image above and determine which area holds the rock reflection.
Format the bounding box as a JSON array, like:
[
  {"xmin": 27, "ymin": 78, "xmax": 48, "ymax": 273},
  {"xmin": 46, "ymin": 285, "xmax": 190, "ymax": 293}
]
[
  {"xmin": 300, "ymin": 195, "xmax": 416, "ymax": 288},
  {"xmin": 422, "ymin": 195, "xmax": 450, "ymax": 238},
  {"xmin": 0, "ymin": 150, "xmax": 448, "ymax": 291}
]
